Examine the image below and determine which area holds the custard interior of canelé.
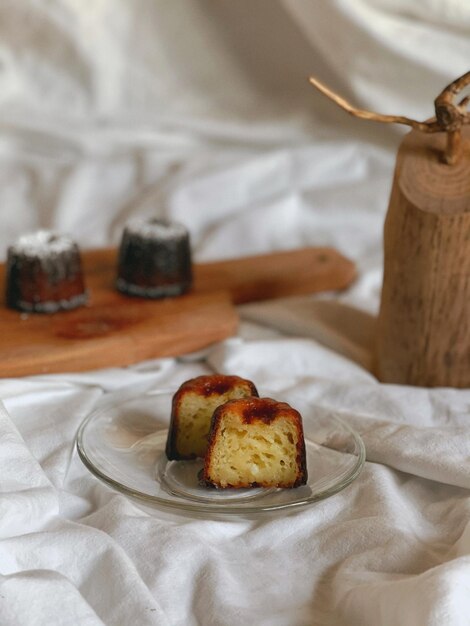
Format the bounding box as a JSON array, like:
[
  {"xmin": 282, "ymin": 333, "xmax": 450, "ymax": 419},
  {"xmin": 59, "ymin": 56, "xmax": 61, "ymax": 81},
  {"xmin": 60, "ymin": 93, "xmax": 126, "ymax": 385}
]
[
  {"xmin": 175, "ymin": 388, "xmax": 253, "ymax": 458},
  {"xmin": 206, "ymin": 413, "xmax": 301, "ymax": 488}
]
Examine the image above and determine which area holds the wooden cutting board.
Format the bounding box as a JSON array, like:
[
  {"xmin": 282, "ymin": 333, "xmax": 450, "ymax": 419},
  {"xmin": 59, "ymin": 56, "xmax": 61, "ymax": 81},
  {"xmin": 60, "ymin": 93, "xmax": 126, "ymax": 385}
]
[{"xmin": 0, "ymin": 247, "xmax": 355, "ymax": 376}]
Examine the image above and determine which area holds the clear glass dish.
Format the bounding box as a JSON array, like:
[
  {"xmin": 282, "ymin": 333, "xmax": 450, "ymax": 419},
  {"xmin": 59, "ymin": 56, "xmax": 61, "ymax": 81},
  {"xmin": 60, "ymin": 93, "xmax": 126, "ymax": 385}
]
[{"xmin": 76, "ymin": 389, "xmax": 365, "ymax": 515}]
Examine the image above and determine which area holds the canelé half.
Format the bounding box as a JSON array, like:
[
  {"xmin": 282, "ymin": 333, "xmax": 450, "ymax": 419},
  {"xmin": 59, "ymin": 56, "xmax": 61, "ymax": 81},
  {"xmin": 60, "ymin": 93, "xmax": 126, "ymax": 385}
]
[
  {"xmin": 166, "ymin": 374, "xmax": 259, "ymax": 460},
  {"xmin": 202, "ymin": 397, "xmax": 307, "ymax": 488}
]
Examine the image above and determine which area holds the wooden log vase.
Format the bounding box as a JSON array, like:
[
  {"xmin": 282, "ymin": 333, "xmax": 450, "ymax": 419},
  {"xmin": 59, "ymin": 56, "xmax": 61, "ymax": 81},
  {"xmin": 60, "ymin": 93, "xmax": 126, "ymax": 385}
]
[
  {"xmin": 376, "ymin": 127, "xmax": 470, "ymax": 387},
  {"xmin": 310, "ymin": 71, "xmax": 470, "ymax": 387}
]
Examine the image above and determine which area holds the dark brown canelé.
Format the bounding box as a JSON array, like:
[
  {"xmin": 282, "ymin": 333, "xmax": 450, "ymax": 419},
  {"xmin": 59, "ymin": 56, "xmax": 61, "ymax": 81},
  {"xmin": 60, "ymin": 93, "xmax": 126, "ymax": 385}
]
[
  {"xmin": 116, "ymin": 218, "xmax": 192, "ymax": 298},
  {"xmin": 6, "ymin": 230, "xmax": 87, "ymax": 313},
  {"xmin": 165, "ymin": 374, "xmax": 259, "ymax": 460},
  {"xmin": 202, "ymin": 397, "xmax": 308, "ymax": 489}
]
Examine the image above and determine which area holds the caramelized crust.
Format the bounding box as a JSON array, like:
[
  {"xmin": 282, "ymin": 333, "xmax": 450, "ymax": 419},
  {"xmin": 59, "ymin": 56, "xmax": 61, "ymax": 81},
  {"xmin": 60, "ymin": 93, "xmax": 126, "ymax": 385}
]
[
  {"xmin": 203, "ymin": 397, "xmax": 307, "ymax": 488},
  {"xmin": 165, "ymin": 375, "xmax": 259, "ymax": 460}
]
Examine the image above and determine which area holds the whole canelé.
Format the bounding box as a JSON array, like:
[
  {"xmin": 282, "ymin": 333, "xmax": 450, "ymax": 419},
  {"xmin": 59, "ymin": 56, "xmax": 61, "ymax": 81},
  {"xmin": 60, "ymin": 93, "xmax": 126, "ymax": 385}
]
[
  {"xmin": 116, "ymin": 218, "xmax": 192, "ymax": 299},
  {"xmin": 6, "ymin": 230, "xmax": 88, "ymax": 313}
]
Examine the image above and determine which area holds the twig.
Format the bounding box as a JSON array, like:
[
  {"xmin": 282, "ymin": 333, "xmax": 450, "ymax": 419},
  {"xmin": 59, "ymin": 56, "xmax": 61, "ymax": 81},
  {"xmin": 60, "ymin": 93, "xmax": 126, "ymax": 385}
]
[{"xmin": 309, "ymin": 71, "xmax": 470, "ymax": 165}]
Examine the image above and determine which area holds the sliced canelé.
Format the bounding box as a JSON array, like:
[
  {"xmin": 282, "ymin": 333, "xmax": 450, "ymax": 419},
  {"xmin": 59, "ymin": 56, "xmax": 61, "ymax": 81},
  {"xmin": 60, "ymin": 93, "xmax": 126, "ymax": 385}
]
[
  {"xmin": 165, "ymin": 375, "xmax": 259, "ymax": 460},
  {"xmin": 202, "ymin": 397, "xmax": 307, "ymax": 488}
]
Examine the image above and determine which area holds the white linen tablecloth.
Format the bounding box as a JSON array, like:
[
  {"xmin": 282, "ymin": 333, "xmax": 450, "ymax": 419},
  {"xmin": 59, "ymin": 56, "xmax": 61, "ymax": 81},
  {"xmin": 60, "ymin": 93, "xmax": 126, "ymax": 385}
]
[{"xmin": 1, "ymin": 2, "xmax": 470, "ymax": 625}]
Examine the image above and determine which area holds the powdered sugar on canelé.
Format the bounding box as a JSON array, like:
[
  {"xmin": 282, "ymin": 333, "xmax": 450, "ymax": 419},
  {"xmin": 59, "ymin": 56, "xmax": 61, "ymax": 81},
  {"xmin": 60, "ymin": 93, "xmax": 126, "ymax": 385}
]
[
  {"xmin": 124, "ymin": 218, "xmax": 188, "ymax": 241},
  {"xmin": 10, "ymin": 230, "xmax": 77, "ymax": 257}
]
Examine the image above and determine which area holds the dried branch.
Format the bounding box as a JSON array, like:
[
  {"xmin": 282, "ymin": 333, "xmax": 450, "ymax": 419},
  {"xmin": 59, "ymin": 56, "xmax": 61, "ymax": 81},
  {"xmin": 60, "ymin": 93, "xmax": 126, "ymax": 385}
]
[
  {"xmin": 434, "ymin": 71, "xmax": 470, "ymax": 132},
  {"xmin": 309, "ymin": 71, "xmax": 470, "ymax": 165},
  {"xmin": 308, "ymin": 76, "xmax": 440, "ymax": 133}
]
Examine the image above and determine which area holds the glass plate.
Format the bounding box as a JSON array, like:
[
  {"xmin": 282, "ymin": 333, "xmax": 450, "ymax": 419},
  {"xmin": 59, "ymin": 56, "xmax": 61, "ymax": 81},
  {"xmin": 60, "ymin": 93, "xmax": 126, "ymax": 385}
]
[{"xmin": 76, "ymin": 389, "xmax": 365, "ymax": 515}]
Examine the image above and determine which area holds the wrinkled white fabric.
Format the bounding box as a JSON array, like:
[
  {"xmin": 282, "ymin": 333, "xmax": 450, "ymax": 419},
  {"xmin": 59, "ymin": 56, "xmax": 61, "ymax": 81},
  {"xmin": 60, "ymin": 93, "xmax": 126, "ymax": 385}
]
[{"xmin": 1, "ymin": 2, "xmax": 470, "ymax": 625}]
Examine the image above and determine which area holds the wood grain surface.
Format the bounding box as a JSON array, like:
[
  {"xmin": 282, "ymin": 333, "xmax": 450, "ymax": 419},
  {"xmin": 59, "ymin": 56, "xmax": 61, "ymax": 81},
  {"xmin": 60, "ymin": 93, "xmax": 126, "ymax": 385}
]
[
  {"xmin": 0, "ymin": 246, "xmax": 356, "ymax": 377},
  {"xmin": 376, "ymin": 127, "xmax": 470, "ymax": 387}
]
